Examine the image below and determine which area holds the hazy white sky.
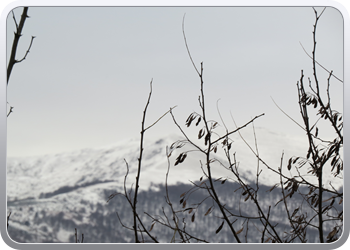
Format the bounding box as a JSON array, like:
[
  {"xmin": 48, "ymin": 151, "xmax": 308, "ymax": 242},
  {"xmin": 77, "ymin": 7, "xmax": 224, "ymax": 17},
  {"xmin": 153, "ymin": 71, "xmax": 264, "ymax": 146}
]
[{"xmin": 6, "ymin": 6, "xmax": 343, "ymax": 157}]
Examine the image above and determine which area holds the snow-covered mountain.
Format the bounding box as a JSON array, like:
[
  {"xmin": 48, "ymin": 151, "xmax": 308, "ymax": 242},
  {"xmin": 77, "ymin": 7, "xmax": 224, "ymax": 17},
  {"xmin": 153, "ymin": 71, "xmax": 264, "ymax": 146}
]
[{"xmin": 6, "ymin": 129, "xmax": 343, "ymax": 243}]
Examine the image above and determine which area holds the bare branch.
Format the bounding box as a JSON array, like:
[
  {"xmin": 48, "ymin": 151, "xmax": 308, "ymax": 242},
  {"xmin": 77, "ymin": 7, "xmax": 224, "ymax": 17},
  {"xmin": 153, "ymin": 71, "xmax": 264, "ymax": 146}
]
[
  {"xmin": 144, "ymin": 105, "xmax": 177, "ymax": 131},
  {"xmin": 7, "ymin": 7, "xmax": 34, "ymax": 84},
  {"xmin": 182, "ymin": 14, "xmax": 200, "ymax": 76},
  {"xmin": 299, "ymin": 42, "xmax": 343, "ymax": 83}
]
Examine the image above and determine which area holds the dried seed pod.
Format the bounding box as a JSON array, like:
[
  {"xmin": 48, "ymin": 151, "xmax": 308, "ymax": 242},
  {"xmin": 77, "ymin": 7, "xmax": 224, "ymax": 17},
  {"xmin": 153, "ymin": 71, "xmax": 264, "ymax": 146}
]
[
  {"xmin": 204, "ymin": 207, "xmax": 212, "ymax": 216},
  {"xmin": 215, "ymin": 221, "xmax": 224, "ymax": 234},
  {"xmin": 195, "ymin": 117, "xmax": 201, "ymax": 126}
]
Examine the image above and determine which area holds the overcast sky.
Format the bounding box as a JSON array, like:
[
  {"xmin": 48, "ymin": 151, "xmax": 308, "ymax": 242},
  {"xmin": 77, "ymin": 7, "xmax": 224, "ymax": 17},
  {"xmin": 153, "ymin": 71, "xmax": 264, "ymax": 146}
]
[{"xmin": 6, "ymin": 6, "xmax": 343, "ymax": 157}]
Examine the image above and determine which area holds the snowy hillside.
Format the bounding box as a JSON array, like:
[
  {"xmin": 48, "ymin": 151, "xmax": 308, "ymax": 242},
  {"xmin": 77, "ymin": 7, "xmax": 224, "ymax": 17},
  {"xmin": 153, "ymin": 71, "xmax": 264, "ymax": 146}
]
[{"xmin": 6, "ymin": 129, "xmax": 343, "ymax": 243}]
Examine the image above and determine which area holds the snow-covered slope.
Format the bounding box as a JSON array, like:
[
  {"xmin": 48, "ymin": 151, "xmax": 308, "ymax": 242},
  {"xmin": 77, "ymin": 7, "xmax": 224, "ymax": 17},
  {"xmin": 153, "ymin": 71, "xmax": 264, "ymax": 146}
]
[
  {"xmin": 7, "ymin": 135, "xmax": 174, "ymax": 201},
  {"xmin": 7, "ymin": 126, "xmax": 343, "ymax": 203},
  {"xmin": 6, "ymin": 129, "xmax": 343, "ymax": 243}
]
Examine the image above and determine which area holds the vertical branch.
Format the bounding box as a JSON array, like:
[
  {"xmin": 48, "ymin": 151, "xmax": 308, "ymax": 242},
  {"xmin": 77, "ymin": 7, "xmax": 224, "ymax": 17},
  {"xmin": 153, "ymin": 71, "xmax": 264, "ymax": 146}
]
[
  {"xmin": 297, "ymin": 71, "xmax": 324, "ymax": 242},
  {"xmin": 7, "ymin": 7, "xmax": 34, "ymax": 84},
  {"xmin": 74, "ymin": 228, "xmax": 83, "ymax": 243},
  {"xmin": 198, "ymin": 62, "xmax": 241, "ymax": 243},
  {"xmin": 310, "ymin": 8, "xmax": 327, "ymax": 243},
  {"xmin": 309, "ymin": 8, "xmax": 342, "ymax": 142},
  {"xmin": 132, "ymin": 79, "xmax": 153, "ymax": 243}
]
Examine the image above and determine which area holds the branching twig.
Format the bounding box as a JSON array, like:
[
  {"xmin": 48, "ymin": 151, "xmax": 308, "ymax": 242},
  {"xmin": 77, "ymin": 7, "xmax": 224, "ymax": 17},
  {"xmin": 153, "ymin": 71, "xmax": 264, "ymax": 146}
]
[
  {"xmin": 7, "ymin": 7, "xmax": 35, "ymax": 84},
  {"xmin": 182, "ymin": 14, "xmax": 200, "ymax": 76},
  {"xmin": 299, "ymin": 42, "xmax": 343, "ymax": 83},
  {"xmin": 132, "ymin": 80, "xmax": 153, "ymax": 243},
  {"xmin": 74, "ymin": 228, "xmax": 84, "ymax": 243}
]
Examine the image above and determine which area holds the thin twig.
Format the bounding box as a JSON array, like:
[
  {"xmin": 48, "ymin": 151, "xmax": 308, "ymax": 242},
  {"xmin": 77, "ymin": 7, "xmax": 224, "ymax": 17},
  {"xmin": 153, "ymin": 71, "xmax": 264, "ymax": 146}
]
[
  {"xmin": 299, "ymin": 42, "xmax": 342, "ymax": 83},
  {"xmin": 144, "ymin": 105, "xmax": 177, "ymax": 131},
  {"xmin": 182, "ymin": 14, "xmax": 200, "ymax": 76},
  {"xmin": 132, "ymin": 80, "xmax": 154, "ymax": 243}
]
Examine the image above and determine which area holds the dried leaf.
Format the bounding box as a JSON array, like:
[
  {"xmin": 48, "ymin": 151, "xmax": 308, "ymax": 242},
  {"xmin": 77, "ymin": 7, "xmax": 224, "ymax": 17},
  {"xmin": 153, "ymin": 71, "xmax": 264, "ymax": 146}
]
[
  {"xmin": 215, "ymin": 221, "xmax": 224, "ymax": 234},
  {"xmin": 285, "ymin": 181, "xmax": 292, "ymax": 190},
  {"xmin": 174, "ymin": 153, "xmax": 183, "ymax": 166},
  {"xmin": 292, "ymin": 181, "xmax": 298, "ymax": 192},
  {"xmin": 198, "ymin": 128, "xmax": 205, "ymax": 139},
  {"xmin": 174, "ymin": 153, "xmax": 187, "ymax": 166},
  {"xmin": 191, "ymin": 213, "xmax": 195, "ymax": 222},
  {"xmin": 185, "ymin": 113, "xmax": 195, "ymax": 126},
  {"xmin": 185, "ymin": 113, "xmax": 194, "ymax": 123},
  {"xmin": 292, "ymin": 157, "xmax": 299, "ymax": 164},
  {"xmin": 214, "ymin": 146, "xmax": 217, "ymax": 153},
  {"xmin": 287, "ymin": 158, "xmax": 292, "ymax": 171},
  {"xmin": 221, "ymin": 179, "xmax": 227, "ymax": 184},
  {"xmin": 291, "ymin": 208, "xmax": 299, "ymax": 217},
  {"xmin": 322, "ymin": 197, "xmax": 334, "ymax": 203},
  {"xmin": 331, "ymin": 156, "xmax": 337, "ymax": 167},
  {"xmin": 327, "ymin": 227, "xmax": 338, "ymax": 239},
  {"xmin": 338, "ymin": 211, "xmax": 343, "ymax": 219},
  {"xmin": 204, "ymin": 207, "xmax": 212, "ymax": 216},
  {"xmin": 268, "ymin": 184, "xmax": 278, "ymax": 192},
  {"xmin": 176, "ymin": 142, "xmax": 185, "ymax": 149},
  {"xmin": 195, "ymin": 117, "xmax": 201, "ymax": 126},
  {"xmin": 182, "ymin": 200, "xmax": 187, "ymax": 208},
  {"xmin": 264, "ymin": 237, "xmax": 271, "ymax": 243},
  {"xmin": 214, "ymin": 177, "xmax": 222, "ymax": 182},
  {"xmin": 236, "ymin": 227, "xmax": 244, "ymax": 235},
  {"xmin": 180, "ymin": 192, "xmax": 186, "ymax": 198},
  {"xmin": 308, "ymin": 186, "xmax": 315, "ymax": 195},
  {"xmin": 149, "ymin": 222, "xmax": 155, "ymax": 232},
  {"xmin": 180, "ymin": 153, "xmax": 187, "ymax": 163}
]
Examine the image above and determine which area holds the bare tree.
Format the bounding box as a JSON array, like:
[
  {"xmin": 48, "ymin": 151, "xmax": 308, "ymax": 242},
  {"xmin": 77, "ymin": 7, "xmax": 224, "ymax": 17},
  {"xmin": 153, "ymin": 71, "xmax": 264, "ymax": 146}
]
[
  {"xmin": 107, "ymin": 80, "xmax": 176, "ymax": 243},
  {"xmin": 6, "ymin": 6, "xmax": 35, "ymax": 228},
  {"xmin": 108, "ymin": 7, "xmax": 342, "ymax": 243}
]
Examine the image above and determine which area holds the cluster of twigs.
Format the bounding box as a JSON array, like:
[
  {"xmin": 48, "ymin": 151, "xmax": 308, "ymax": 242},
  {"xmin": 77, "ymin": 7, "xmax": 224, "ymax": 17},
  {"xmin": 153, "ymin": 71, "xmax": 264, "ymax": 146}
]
[
  {"xmin": 282, "ymin": 7, "xmax": 343, "ymax": 243},
  {"xmin": 4, "ymin": 6, "xmax": 343, "ymax": 244},
  {"xmin": 109, "ymin": 7, "xmax": 342, "ymax": 244},
  {"xmin": 74, "ymin": 228, "xmax": 84, "ymax": 243}
]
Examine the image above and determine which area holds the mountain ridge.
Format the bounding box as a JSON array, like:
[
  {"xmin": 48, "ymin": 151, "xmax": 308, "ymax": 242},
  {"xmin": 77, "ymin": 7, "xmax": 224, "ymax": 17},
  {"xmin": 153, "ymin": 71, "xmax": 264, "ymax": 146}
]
[{"xmin": 6, "ymin": 130, "xmax": 342, "ymax": 243}]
